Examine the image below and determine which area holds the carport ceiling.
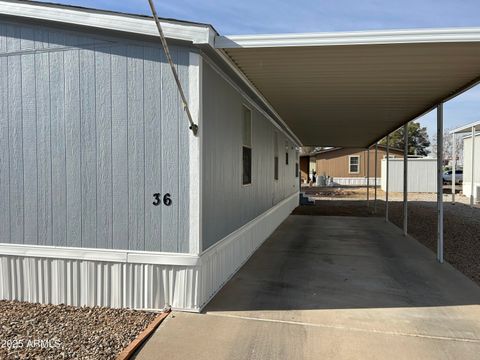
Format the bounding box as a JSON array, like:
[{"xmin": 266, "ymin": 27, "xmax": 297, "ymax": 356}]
[{"xmin": 215, "ymin": 29, "xmax": 480, "ymax": 147}]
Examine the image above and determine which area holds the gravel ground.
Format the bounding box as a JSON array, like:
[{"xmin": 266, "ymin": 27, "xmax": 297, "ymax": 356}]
[
  {"xmin": 294, "ymin": 187, "xmax": 480, "ymax": 286},
  {"xmin": 0, "ymin": 301, "xmax": 158, "ymax": 359}
]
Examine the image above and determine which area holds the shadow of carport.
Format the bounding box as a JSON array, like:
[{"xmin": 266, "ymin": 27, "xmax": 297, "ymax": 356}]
[{"xmin": 135, "ymin": 215, "xmax": 480, "ymax": 360}]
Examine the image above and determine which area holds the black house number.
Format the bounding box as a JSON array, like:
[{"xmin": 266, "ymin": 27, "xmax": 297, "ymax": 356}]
[{"xmin": 153, "ymin": 193, "xmax": 172, "ymax": 206}]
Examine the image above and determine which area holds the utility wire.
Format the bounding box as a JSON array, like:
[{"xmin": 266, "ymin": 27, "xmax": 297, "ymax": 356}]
[{"xmin": 147, "ymin": 0, "xmax": 199, "ymax": 136}]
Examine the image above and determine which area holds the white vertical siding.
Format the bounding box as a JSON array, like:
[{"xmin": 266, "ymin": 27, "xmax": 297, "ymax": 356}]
[
  {"xmin": 201, "ymin": 61, "xmax": 298, "ymax": 250},
  {"xmin": 462, "ymin": 135, "xmax": 480, "ymax": 200},
  {"xmin": 381, "ymin": 158, "xmax": 437, "ymax": 193},
  {"xmin": 0, "ymin": 19, "xmax": 194, "ymax": 253}
]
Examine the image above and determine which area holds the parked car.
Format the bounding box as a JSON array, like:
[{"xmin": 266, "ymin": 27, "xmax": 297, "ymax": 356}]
[{"xmin": 443, "ymin": 169, "xmax": 463, "ymax": 184}]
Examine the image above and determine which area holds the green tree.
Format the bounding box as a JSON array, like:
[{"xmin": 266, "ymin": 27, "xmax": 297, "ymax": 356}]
[{"xmin": 379, "ymin": 121, "xmax": 430, "ymax": 156}]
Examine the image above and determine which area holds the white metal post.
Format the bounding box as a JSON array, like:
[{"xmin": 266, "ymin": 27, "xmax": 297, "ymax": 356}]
[
  {"xmin": 437, "ymin": 104, "xmax": 444, "ymax": 263},
  {"xmin": 386, "ymin": 135, "xmax": 389, "ymax": 222},
  {"xmin": 452, "ymin": 132, "xmax": 456, "ymax": 204},
  {"xmin": 403, "ymin": 123, "xmax": 408, "ymax": 236},
  {"xmin": 367, "ymin": 148, "xmax": 370, "ymax": 208},
  {"xmin": 374, "ymin": 143, "xmax": 378, "ymax": 213},
  {"xmin": 471, "ymin": 126, "xmax": 476, "ymax": 207}
]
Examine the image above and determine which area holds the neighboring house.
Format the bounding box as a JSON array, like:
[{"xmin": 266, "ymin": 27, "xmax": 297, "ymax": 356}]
[
  {"xmin": 301, "ymin": 146, "xmax": 403, "ymax": 185},
  {"xmin": 0, "ymin": 2, "xmax": 299, "ymax": 312}
]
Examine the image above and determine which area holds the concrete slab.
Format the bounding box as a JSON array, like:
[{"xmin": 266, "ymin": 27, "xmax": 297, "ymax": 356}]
[{"xmin": 134, "ymin": 216, "xmax": 480, "ymax": 360}]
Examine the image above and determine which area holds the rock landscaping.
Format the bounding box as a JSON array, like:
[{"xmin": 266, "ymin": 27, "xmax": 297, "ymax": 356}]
[{"xmin": 0, "ymin": 301, "xmax": 158, "ymax": 359}]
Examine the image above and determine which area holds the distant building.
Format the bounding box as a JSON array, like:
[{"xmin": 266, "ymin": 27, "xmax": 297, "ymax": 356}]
[{"xmin": 301, "ymin": 146, "xmax": 403, "ymax": 186}]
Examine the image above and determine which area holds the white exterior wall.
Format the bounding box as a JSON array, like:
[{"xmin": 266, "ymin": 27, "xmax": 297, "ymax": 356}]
[
  {"xmin": 201, "ymin": 59, "xmax": 299, "ymax": 250},
  {"xmin": 0, "ymin": 19, "xmax": 195, "ymax": 253},
  {"xmin": 0, "ymin": 193, "xmax": 298, "ymax": 311},
  {"xmin": 0, "ymin": 18, "xmax": 299, "ymax": 311},
  {"xmin": 462, "ymin": 135, "xmax": 480, "ymax": 201},
  {"xmin": 381, "ymin": 158, "xmax": 437, "ymax": 193}
]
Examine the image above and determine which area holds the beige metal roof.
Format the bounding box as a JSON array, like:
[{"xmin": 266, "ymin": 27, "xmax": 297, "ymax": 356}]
[{"xmin": 216, "ymin": 29, "xmax": 480, "ymax": 147}]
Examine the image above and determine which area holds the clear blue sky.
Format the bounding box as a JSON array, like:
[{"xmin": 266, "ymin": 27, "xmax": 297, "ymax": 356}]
[{"xmin": 38, "ymin": 0, "xmax": 480, "ymax": 140}]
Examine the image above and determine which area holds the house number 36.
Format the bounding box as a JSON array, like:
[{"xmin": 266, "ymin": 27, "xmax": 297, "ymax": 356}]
[{"xmin": 152, "ymin": 193, "xmax": 172, "ymax": 206}]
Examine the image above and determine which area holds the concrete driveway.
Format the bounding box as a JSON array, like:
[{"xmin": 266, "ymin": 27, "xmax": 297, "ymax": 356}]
[{"xmin": 134, "ymin": 215, "xmax": 480, "ymax": 360}]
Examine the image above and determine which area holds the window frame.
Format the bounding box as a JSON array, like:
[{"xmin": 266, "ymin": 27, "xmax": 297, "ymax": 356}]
[
  {"xmin": 348, "ymin": 155, "xmax": 360, "ymax": 174},
  {"xmin": 242, "ymin": 104, "xmax": 253, "ymax": 186}
]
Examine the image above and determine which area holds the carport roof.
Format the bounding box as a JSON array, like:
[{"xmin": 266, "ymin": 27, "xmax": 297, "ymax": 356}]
[{"xmin": 215, "ymin": 29, "xmax": 480, "ymax": 148}]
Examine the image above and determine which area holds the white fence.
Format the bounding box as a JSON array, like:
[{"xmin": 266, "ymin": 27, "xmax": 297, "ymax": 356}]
[{"xmin": 381, "ymin": 158, "xmax": 437, "ymax": 193}]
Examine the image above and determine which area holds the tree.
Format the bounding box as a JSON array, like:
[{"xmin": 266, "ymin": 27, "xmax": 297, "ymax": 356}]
[
  {"xmin": 379, "ymin": 121, "xmax": 430, "ymax": 156},
  {"xmin": 431, "ymin": 129, "xmax": 464, "ymax": 166}
]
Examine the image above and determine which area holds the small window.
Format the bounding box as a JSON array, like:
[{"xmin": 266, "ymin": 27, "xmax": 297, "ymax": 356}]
[
  {"xmin": 242, "ymin": 106, "xmax": 252, "ymax": 185},
  {"xmin": 349, "ymin": 155, "xmax": 360, "ymax": 174},
  {"xmin": 285, "ymin": 141, "xmax": 289, "ymax": 165},
  {"xmin": 274, "ymin": 132, "xmax": 279, "ymax": 180},
  {"xmin": 295, "ymin": 162, "xmax": 299, "ymax": 178}
]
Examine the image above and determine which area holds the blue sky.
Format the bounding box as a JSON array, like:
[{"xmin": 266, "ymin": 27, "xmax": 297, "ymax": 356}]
[{"xmin": 38, "ymin": 0, "xmax": 480, "ymax": 139}]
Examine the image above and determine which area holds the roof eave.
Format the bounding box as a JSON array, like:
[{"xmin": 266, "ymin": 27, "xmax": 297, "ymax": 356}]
[
  {"xmin": 215, "ymin": 27, "xmax": 480, "ymax": 49},
  {"xmin": 0, "ymin": 0, "xmax": 216, "ymax": 45}
]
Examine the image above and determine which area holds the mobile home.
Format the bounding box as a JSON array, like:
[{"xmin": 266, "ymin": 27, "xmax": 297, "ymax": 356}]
[
  {"xmin": 2, "ymin": 0, "xmax": 480, "ymax": 312},
  {"xmin": 0, "ymin": 1, "xmax": 299, "ymax": 311}
]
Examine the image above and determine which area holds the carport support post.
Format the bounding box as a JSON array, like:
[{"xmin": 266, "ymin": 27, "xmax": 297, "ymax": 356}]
[
  {"xmin": 367, "ymin": 147, "xmax": 370, "ymax": 208},
  {"xmin": 374, "ymin": 143, "xmax": 378, "ymax": 213},
  {"xmin": 471, "ymin": 126, "xmax": 476, "ymax": 207},
  {"xmin": 403, "ymin": 123, "xmax": 408, "ymax": 236},
  {"xmin": 452, "ymin": 132, "xmax": 456, "ymax": 204},
  {"xmin": 386, "ymin": 135, "xmax": 390, "ymax": 222},
  {"xmin": 437, "ymin": 104, "xmax": 444, "ymax": 263}
]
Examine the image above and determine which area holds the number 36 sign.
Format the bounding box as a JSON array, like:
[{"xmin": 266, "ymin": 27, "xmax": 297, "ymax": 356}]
[{"xmin": 152, "ymin": 193, "xmax": 172, "ymax": 206}]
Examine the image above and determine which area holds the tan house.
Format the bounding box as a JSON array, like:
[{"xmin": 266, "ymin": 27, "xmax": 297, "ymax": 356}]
[{"xmin": 301, "ymin": 146, "xmax": 403, "ymax": 185}]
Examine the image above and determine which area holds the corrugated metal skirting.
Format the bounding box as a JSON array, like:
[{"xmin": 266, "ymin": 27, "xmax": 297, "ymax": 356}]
[
  {"xmin": 0, "ymin": 256, "xmax": 199, "ymax": 311},
  {"xmin": 0, "ymin": 193, "xmax": 298, "ymax": 311}
]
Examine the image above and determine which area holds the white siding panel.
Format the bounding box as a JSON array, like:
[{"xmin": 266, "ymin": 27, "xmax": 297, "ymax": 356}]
[
  {"xmin": 127, "ymin": 45, "xmax": 145, "ymax": 251},
  {"xmin": 161, "ymin": 48, "xmax": 179, "ymax": 252},
  {"xmin": 21, "ymin": 53, "xmax": 37, "ymax": 245},
  {"xmin": 50, "ymin": 51, "xmax": 67, "ymax": 247},
  {"xmin": 0, "ymin": 52, "xmax": 9, "ymax": 243},
  {"xmin": 79, "ymin": 48, "xmax": 97, "ymax": 248},
  {"xmin": 8, "ymin": 55, "xmax": 24, "ymax": 244},
  {"xmin": 35, "ymin": 52, "xmax": 52, "ymax": 246},
  {"xmin": 381, "ymin": 158, "xmax": 437, "ymax": 193},
  {"xmin": 0, "ymin": 19, "xmax": 194, "ymax": 253},
  {"xmin": 111, "ymin": 45, "xmax": 129, "ymax": 250},
  {"xmin": 202, "ymin": 61, "xmax": 299, "ymax": 250},
  {"xmin": 144, "ymin": 47, "xmax": 162, "ymax": 252},
  {"xmin": 95, "ymin": 47, "xmax": 113, "ymax": 249},
  {"xmin": 64, "ymin": 50, "xmax": 82, "ymax": 247}
]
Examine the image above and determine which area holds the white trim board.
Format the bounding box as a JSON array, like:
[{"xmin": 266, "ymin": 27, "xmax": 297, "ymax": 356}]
[
  {"xmin": 215, "ymin": 27, "xmax": 480, "ymax": 48},
  {"xmin": 0, "ymin": 0, "xmax": 215, "ymax": 45}
]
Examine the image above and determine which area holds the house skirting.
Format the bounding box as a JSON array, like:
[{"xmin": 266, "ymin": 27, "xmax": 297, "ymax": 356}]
[
  {"xmin": 331, "ymin": 177, "xmax": 380, "ymax": 186},
  {"xmin": 0, "ymin": 193, "xmax": 299, "ymax": 312}
]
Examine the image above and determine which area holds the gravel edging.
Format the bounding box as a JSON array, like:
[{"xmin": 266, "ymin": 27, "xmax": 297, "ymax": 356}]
[{"xmin": 0, "ymin": 300, "xmax": 159, "ymax": 360}]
